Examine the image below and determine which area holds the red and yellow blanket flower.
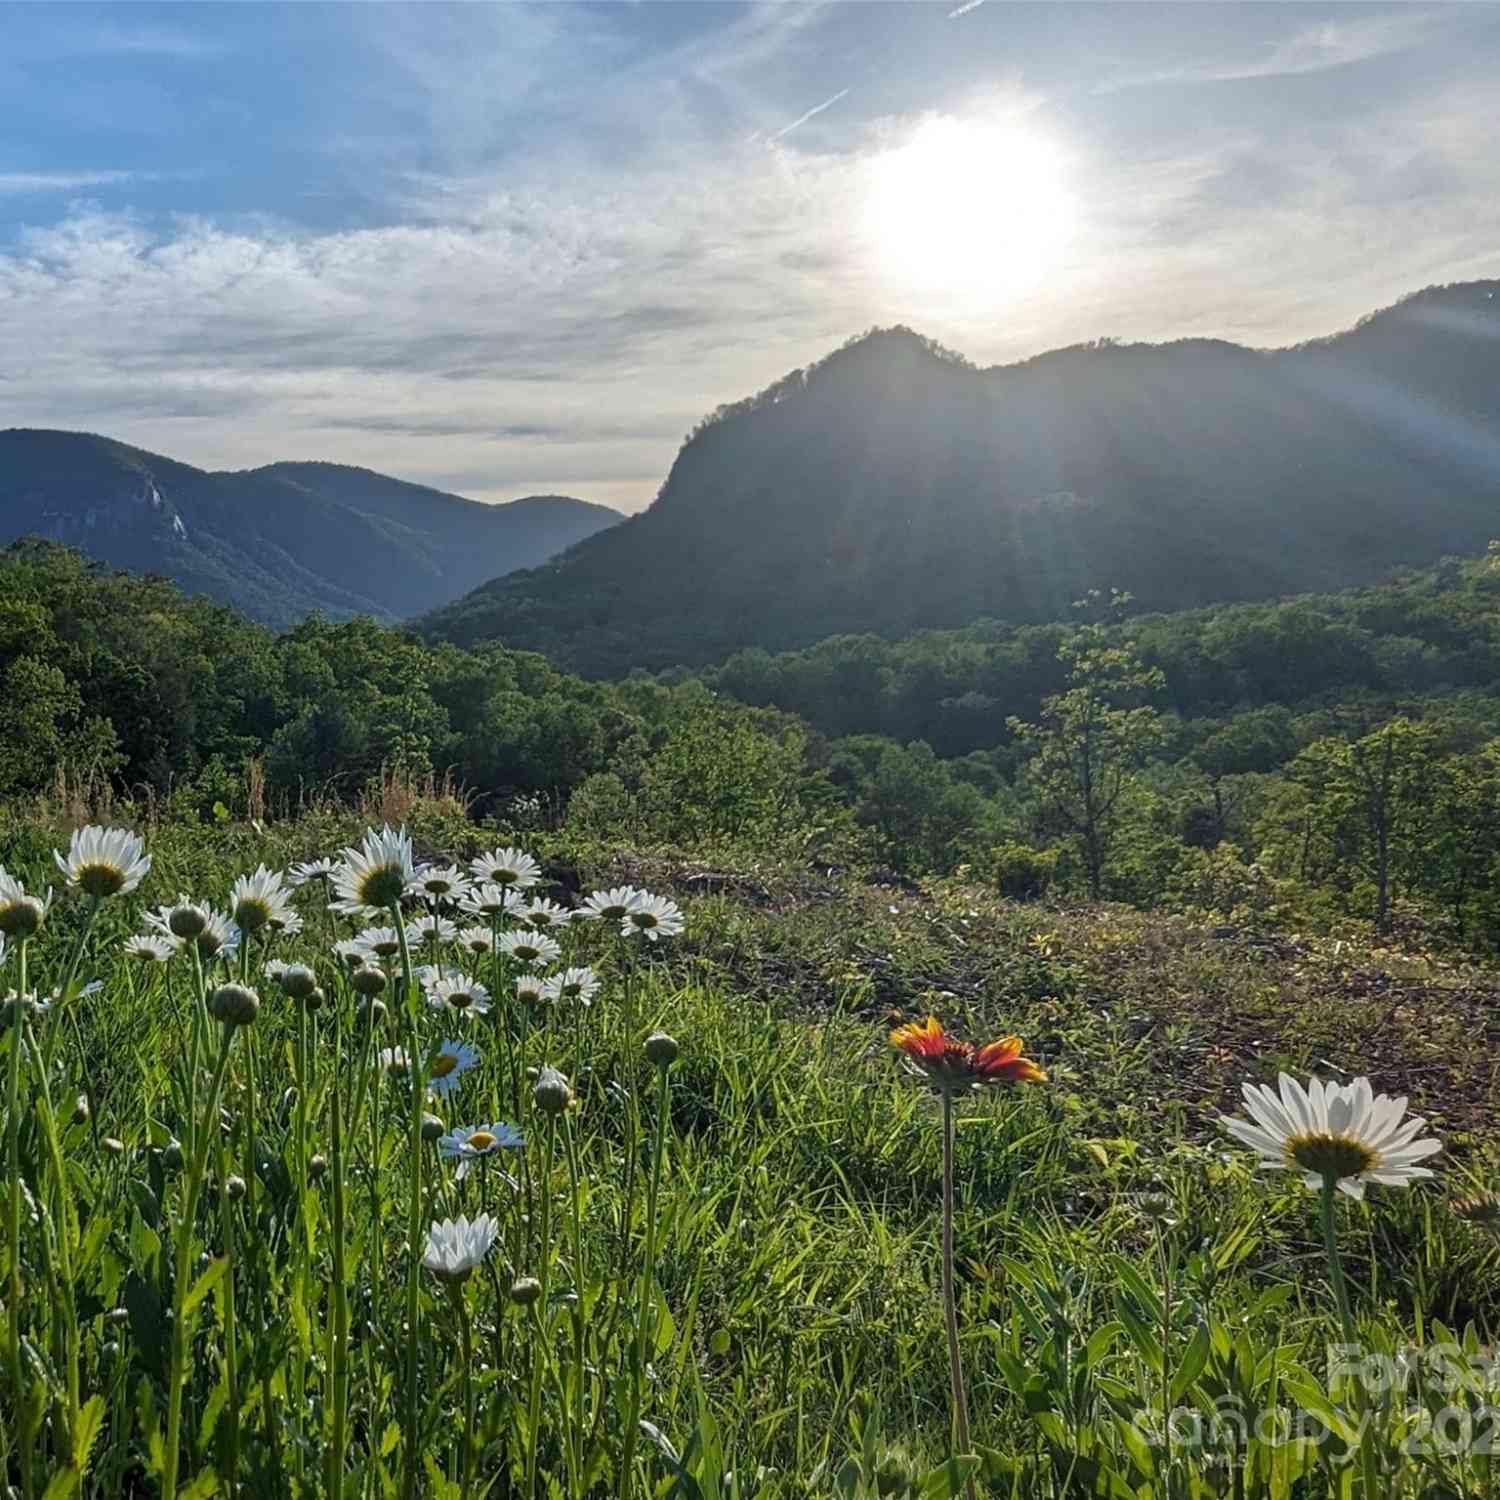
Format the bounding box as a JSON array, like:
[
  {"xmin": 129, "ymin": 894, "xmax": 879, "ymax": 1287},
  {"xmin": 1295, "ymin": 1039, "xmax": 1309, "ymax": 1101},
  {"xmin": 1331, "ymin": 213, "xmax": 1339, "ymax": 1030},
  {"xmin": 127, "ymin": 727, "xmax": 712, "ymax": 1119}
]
[{"xmin": 890, "ymin": 1015, "xmax": 1046, "ymax": 1094}]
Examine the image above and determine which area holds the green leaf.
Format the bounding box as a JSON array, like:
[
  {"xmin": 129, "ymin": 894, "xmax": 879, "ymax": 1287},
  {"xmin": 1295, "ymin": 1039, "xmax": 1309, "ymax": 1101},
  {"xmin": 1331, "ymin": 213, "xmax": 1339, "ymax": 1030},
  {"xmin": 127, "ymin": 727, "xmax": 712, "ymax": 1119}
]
[
  {"xmin": 918, "ymin": 1456, "xmax": 980, "ymax": 1499},
  {"xmin": 183, "ymin": 1256, "xmax": 229, "ymax": 1317},
  {"xmin": 1170, "ymin": 1323, "xmax": 1212, "ymax": 1405}
]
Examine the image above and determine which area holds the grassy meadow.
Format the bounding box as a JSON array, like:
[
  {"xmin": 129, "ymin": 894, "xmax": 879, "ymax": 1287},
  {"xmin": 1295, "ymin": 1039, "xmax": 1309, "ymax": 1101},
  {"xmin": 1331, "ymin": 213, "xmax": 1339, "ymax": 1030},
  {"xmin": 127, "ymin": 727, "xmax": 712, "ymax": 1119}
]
[{"xmin": 4, "ymin": 803, "xmax": 1500, "ymax": 1499}]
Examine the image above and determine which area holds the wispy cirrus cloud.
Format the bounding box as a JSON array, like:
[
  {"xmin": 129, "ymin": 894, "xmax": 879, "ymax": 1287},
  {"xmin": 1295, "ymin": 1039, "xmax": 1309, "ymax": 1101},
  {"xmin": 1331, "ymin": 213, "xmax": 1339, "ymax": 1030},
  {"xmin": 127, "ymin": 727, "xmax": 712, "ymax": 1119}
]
[
  {"xmin": 1099, "ymin": 9, "xmax": 1455, "ymax": 91},
  {"xmin": 0, "ymin": 169, "xmax": 170, "ymax": 195}
]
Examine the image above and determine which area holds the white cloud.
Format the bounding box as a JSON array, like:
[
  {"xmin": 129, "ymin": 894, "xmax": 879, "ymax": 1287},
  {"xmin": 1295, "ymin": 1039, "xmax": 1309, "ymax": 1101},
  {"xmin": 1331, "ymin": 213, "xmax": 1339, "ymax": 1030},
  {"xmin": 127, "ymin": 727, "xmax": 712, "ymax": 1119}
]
[
  {"xmin": 1, "ymin": 6, "xmax": 1496, "ymax": 511},
  {"xmin": 1100, "ymin": 9, "xmax": 1457, "ymax": 91},
  {"xmin": 0, "ymin": 171, "xmax": 142, "ymax": 195}
]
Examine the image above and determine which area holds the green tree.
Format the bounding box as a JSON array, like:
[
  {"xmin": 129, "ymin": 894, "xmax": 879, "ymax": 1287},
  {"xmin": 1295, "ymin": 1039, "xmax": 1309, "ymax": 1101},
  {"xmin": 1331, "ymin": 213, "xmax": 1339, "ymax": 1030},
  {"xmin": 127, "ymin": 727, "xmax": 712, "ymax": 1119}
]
[
  {"xmin": 1009, "ymin": 598, "xmax": 1165, "ymax": 900},
  {"xmin": 1283, "ymin": 718, "xmax": 1444, "ymax": 933}
]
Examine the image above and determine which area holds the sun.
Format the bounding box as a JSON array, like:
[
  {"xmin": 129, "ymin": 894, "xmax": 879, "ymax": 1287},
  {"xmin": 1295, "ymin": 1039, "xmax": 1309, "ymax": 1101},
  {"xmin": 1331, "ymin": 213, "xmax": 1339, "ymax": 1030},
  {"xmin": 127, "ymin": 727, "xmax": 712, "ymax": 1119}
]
[{"xmin": 862, "ymin": 115, "xmax": 1075, "ymax": 310}]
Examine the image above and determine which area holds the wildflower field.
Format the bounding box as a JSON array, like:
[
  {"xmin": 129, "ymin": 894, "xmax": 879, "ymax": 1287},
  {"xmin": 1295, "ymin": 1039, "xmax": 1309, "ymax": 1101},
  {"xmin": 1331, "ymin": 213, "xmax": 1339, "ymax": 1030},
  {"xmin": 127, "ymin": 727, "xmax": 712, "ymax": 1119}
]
[{"xmin": 5, "ymin": 810, "xmax": 1500, "ymax": 1500}]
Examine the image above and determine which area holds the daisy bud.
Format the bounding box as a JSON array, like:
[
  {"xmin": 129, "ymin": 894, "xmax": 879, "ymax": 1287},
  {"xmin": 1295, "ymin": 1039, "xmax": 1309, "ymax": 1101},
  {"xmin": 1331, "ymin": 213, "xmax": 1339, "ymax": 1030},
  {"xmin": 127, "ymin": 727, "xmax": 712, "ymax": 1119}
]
[
  {"xmin": 644, "ymin": 1031, "xmax": 679, "ymax": 1068},
  {"xmin": 358, "ymin": 997, "xmax": 388, "ymax": 1028},
  {"xmin": 532, "ymin": 1066, "xmax": 574, "ymax": 1117},
  {"xmin": 161, "ymin": 1139, "xmax": 185, "ymax": 1170},
  {"xmin": 510, "ymin": 1276, "xmax": 542, "ymax": 1307},
  {"xmin": 279, "ymin": 965, "xmax": 318, "ymax": 1001},
  {"xmin": 208, "ymin": 984, "xmax": 260, "ymax": 1027},
  {"xmin": 0, "ymin": 896, "xmax": 47, "ymax": 940},
  {"xmin": 421, "ymin": 1112, "xmax": 446, "ymax": 1142},
  {"xmin": 102, "ymin": 1137, "xmax": 125, "ymax": 1156},
  {"xmin": 226, "ymin": 1175, "xmax": 247, "ymax": 1202},
  {"xmin": 168, "ymin": 904, "xmax": 207, "ymax": 939},
  {"xmin": 1139, "ymin": 1191, "xmax": 1176, "ymax": 1224},
  {"xmin": 352, "ymin": 967, "xmax": 387, "ymax": 997},
  {"xmin": 71, "ymin": 1093, "xmax": 90, "ymax": 1125},
  {"xmin": 304, "ymin": 987, "xmax": 326, "ymax": 1012},
  {"xmin": 308, "ymin": 1154, "xmax": 328, "ymax": 1183}
]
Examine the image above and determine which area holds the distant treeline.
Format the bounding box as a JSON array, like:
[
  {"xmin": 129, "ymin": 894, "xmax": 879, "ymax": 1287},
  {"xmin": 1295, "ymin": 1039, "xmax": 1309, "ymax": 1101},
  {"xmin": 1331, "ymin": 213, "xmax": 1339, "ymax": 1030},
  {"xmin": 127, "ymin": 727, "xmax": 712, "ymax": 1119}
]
[
  {"xmin": 10, "ymin": 538, "xmax": 1500, "ymax": 948},
  {"xmin": 693, "ymin": 552, "xmax": 1500, "ymax": 762}
]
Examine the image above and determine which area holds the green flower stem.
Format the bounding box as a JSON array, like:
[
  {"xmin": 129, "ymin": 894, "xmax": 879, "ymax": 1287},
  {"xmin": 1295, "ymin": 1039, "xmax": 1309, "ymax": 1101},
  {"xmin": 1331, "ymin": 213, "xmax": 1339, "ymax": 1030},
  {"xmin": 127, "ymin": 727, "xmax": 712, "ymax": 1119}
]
[
  {"xmin": 42, "ymin": 896, "xmax": 100, "ymax": 1077},
  {"xmin": 1319, "ymin": 1178, "xmax": 1379, "ymax": 1498},
  {"xmin": 525, "ymin": 1115, "xmax": 558, "ymax": 1500},
  {"xmin": 7, "ymin": 939, "xmax": 36, "ymax": 1500},
  {"xmin": 327, "ymin": 1031, "xmax": 351, "ymax": 1500},
  {"xmin": 563, "ymin": 1115, "xmax": 588, "ymax": 1498},
  {"xmin": 162, "ymin": 1021, "xmax": 241, "ymax": 1500},
  {"xmin": 23, "ymin": 1025, "xmax": 82, "ymax": 1462},
  {"xmin": 455, "ymin": 1283, "xmax": 476, "ymax": 1500},
  {"xmin": 243, "ymin": 1022, "xmax": 283, "ymax": 1490},
  {"xmin": 940, "ymin": 1091, "xmax": 979, "ymax": 1500},
  {"xmin": 214, "ymin": 1130, "xmax": 243, "ymax": 1494},
  {"xmin": 617, "ymin": 1059, "xmax": 672, "ymax": 1500},
  {"xmin": 394, "ymin": 903, "xmax": 425, "ymax": 1500}
]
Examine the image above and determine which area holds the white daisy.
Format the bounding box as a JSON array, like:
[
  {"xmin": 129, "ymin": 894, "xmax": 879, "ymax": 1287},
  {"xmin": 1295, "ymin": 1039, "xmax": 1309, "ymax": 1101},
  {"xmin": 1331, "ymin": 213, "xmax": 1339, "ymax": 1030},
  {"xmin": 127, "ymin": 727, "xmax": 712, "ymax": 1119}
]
[
  {"xmin": 268, "ymin": 909, "xmax": 304, "ymax": 938},
  {"xmin": 3, "ymin": 989, "xmax": 50, "ymax": 1019},
  {"xmin": 438, "ymin": 1121, "xmax": 525, "ymax": 1180},
  {"xmin": 621, "ymin": 892, "xmax": 684, "ymax": 942},
  {"xmin": 195, "ymin": 910, "xmax": 240, "ymax": 963},
  {"xmin": 378, "ymin": 1046, "xmax": 411, "ymax": 1079},
  {"xmin": 499, "ymin": 930, "xmax": 560, "ymax": 968},
  {"xmin": 426, "ymin": 975, "xmax": 492, "ymax": 1020},
  {"xmin": 541, "ymin": 967, "xmax": 600, "ymax": 1007},
  {"xmin": 333, "ymin": 825, "xmax": 416, "ymax": 910},
  {"xmin": 458, "ymin": 882, "xmax": 525, "ymax": 922},
  {"xmin": 287, "ymin": 857, "xmax": 339, "ymax": 887},
  {"xmin": 230, "ymin": 866, "xmax": 294, "ymax": 935},
  {"xmin": 427, "ymin": 1039, "xmax": 481, "ymax": 1098},
  {"xmin": 415, "ymin": 864, "xmax": 471, "ymax": 905},
  {"xmin": 0, "ymin": 868, "xmax": 50, "ymax": 939},
  {"xmin": 514, "ymin": 972, "xmax": 547, "ymax": 1004},
  {"xmin": 332, "ymin": 938, "xmax": 368, "ymax": 970},
  {"xmin": 356, "ymin": 926, "xmax": 403, "ymax": 961},
  {"xmin": 1221, "ymin": 1073, "xmax": 1443, "ymax": 1201},
  {"xmin": 576, "ymin": 885, "xmax": 644, "ymax": 923},
  {"xmin": 125, "ymin": 934, "xmax": 177, "ymax": 963},
  {"xmin": 468, "ymin": 847, "xmax": 541, "ymax": 891},
  {"xmin": 329, "ymin": 899, "xmax": 381, "ymax": 922},
  {"xmin": 54, "ymin": 825, "xmax": 150, "ymax": 898},
  {"xmin": 421, "ymin": 1212, "xmax": 501, "ymax": 1282},
  {"xmin": 456, "ymin": 926, "xmax": 495, "ymax": 957},
  {"xmin": 410, "ymin": 914, "xmax": 458, "ymax": 945},
  {"xmin": 520, "ymin": 899, "xmax": 570, "ymax": 932}
]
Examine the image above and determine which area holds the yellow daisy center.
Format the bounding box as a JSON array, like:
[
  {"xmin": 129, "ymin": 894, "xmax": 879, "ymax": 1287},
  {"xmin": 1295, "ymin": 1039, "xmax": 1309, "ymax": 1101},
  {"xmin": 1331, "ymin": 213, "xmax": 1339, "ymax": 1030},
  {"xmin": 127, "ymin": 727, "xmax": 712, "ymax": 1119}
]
[
  {"xmin": 467, "ymin": 1131, "xmax": 496, "ymax": 1152},
  {"xmin": 1286, "ymin": 1132, "xmax": 1378, "ymax": 1181},
  {"xmin": 77, "ymin": 862, "xmax": 126, "ymax": 898},
  {"xmin": 431, "ymin": 1054, "xmax": 459, "ymax": 1078}
]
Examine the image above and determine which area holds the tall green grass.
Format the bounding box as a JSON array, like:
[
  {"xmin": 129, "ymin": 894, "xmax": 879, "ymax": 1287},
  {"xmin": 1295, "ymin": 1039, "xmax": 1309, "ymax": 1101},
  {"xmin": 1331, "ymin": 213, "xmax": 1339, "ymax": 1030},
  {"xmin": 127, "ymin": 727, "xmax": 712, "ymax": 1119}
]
[{"xmin": 1, "ymin": 815, "xmax": 1498, "ymax": 1498}]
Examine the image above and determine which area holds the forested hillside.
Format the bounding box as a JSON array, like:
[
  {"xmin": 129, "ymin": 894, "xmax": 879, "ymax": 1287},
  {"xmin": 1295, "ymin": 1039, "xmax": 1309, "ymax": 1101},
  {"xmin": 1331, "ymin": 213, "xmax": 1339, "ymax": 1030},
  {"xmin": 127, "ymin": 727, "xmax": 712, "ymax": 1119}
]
[
  {"xmin": 9, "ymin": 538, "xmax": 1500, "ymax": 952},
  {"xmin": 0, "ymin": 429, "xmax": 619, "ymax": 626},
  {"xmin": 425, "ymin": 280, "xmax": 1500, "ymax": 674}
]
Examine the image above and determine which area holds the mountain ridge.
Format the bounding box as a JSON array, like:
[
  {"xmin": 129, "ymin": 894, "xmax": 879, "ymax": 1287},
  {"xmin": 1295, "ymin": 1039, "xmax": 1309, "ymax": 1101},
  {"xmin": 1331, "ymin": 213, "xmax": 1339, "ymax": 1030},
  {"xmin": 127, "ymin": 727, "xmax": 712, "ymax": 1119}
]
[
  {"xmin": 422, "ymin": 278, "xmax": 1500, "ymax": 675},
  {"xmin": 0, "ymin": 429, "xmax": 621, "ymax": 627}
]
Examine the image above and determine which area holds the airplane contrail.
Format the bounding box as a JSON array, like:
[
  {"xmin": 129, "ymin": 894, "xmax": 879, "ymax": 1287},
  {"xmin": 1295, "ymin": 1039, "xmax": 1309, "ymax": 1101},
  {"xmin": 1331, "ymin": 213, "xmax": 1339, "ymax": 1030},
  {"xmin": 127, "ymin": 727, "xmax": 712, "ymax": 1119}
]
[
  {"xmin": 948, "ymin": 0, "xmax": 985, "ymax": 17},
  {"xmin": 773, "ymin": 88, "xmax": 850, "ymax": 139}
]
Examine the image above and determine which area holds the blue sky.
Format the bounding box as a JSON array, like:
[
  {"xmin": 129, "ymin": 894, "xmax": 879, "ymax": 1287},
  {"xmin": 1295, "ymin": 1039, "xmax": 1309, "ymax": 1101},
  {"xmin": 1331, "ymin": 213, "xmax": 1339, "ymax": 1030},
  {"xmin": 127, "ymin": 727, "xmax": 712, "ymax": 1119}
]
[{"xmin": 3, "ymin": 1, "xmax": 1498, "ymax": 510}]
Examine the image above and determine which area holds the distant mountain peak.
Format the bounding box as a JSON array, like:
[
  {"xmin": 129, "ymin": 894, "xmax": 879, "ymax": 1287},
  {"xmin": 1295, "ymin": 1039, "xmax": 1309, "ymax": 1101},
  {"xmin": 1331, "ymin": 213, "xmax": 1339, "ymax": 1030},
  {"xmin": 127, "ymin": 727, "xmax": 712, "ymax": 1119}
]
[
  {"xmin": 0, "ymin": 430, "xmax": 620, "ymax": 627},
  {"xmin": 422, "ymin": 278, "xmax": 1500, "ymax": 677}
]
